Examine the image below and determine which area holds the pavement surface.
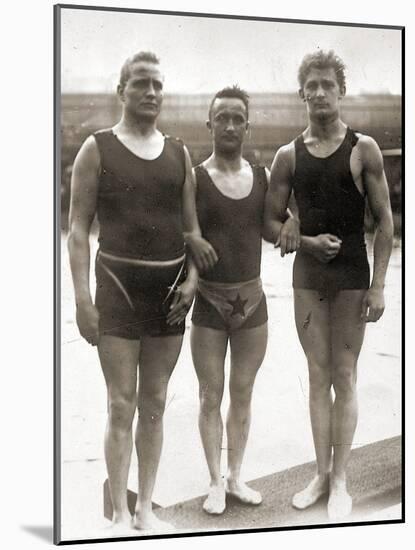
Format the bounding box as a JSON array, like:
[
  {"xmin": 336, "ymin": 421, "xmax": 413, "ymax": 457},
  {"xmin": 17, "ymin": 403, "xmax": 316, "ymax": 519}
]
[
  {"xmin": 58, "ymin": 236, "xmax": 402, "ymax": 542},
  {"xmin": 102, "ymin": 436, "xmax": 401, "ymax": 534}
]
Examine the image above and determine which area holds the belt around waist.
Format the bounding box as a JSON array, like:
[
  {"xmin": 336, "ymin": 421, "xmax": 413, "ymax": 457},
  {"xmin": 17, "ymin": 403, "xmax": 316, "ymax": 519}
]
[
  {"xmin": 98, "ymin": 250, "xmax": 186, "ymax": 267},
  {"xmin": 199, "ymin": 276, "xmax": 262, "ymax": 291}
]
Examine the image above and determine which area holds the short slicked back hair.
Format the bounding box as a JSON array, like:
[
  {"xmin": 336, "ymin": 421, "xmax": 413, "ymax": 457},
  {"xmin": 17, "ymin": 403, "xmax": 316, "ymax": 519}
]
[
  {"xmin": 298, "ymin": 50, "xmax": 346, "ymax": 90},
  {"xmin": 119, "ymin": 51, "xmax": 160, "ymax": 89},
  {"xmin": 208, "ymin": 85, "xmax": 250, "ymax": 120}
]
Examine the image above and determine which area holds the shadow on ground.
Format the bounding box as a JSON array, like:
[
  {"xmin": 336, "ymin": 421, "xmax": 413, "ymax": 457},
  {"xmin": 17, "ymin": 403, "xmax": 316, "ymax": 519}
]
[
  {"xmin": 156, "ymin": 436, "xmax": 402, "ymax": 532},
  {"xmin": 20, "ymin": 525, "xmax": 53, "ymax": 543}
]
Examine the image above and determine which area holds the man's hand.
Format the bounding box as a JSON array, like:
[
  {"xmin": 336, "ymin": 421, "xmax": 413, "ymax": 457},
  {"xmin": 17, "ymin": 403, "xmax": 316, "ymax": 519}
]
[
  {"xmin": 361, "ymin": 287, "xmax": 385, "ymax": 323},
  {"xmin": 307, "ymin": 233, "xmax": 342, "ymax": 263},
  {"xmin": 185, "ymin": 234, "xmax": 218, "ymax": 273},
  {"xmin": 167, "ymin": 279, "xmax": 197, "ymax": 326},
  {"xmin": 276, "ymin": 217, "xmax": 300, "ymax": 257},
  {"xmin": 76, "ymin": 302, "xmax": 100, "ymax": 345}
]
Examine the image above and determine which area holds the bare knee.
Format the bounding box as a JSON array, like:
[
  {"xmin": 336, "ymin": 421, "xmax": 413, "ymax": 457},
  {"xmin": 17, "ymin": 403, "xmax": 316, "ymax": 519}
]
[
  {"xmin": 308, "ymin": 359, "xmax": 332, "ymax": 396},
  {"xmin": 333, "ymin": 361, "xmax": 357, "ymax": 399},
  {"xmin": 199, "ymin": 383, "xmax": 223, "ymax": 415},
  {"xmin": 229, "ymin": 383, "xmax": 253, "ymax": 412},
  {"xmin": 108, "ymin": 392, "xmax": 136, "ymax": 432},
  {"xmin": 138, "ymin": 390, "xmax": 167, "ymax": 425}
]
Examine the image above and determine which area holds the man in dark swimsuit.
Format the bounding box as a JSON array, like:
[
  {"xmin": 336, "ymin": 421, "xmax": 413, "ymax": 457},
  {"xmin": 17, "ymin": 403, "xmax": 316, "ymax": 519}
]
[
  {"xmin": 190, "ymin": 86, "xmax": 296, "ymax": 514},
  {"xmin": 264, "ymin": 50, "xmax": 393, "ymax": 520},
  {"xmin": 67, "ymin": 51, "xmax": 216, "ymax": 533}
]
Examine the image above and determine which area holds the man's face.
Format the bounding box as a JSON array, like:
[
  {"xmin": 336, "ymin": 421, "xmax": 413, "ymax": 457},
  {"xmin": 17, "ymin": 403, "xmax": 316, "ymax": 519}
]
[
  {"xmin": 300, "ymin": 67, "xmax": 345, "ymax": 120},
  {"xmin": 208, "ymin": 97, "xmax": 249, "ymax": 154},
  {"xmin": 119, "ymin": 61, "xmax": 164, "ymax": 121}
]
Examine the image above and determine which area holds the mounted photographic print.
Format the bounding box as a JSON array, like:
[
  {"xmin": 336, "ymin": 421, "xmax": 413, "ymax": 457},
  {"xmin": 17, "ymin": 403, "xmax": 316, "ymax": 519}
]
[{"xmin": 54, "ymin": 3, "xmax": 403, "ymax": 544}]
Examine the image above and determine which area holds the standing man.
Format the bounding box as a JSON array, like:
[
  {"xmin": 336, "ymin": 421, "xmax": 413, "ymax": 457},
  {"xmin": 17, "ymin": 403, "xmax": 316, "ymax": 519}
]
[
  {"xmin": 67, "ymin": 51, "xmax": 216, "ymax": 532},
  {"xmin": 190, "ymin": 86, "xmax": 296, "ymax": 514},
  {"xmin": 264, "ymin": 50, "xmax": 393, "ymax": 520}
]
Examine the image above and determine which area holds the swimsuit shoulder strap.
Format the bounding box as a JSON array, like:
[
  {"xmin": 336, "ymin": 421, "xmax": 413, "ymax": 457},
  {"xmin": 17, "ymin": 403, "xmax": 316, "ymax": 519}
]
[{"xmin": 348, "ymin": 127, "xmax": 360, "ymax": 148}]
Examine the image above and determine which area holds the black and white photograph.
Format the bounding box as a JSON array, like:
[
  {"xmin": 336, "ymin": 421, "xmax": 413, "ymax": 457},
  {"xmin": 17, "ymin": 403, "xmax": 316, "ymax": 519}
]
[{"xmin": 55, "ymin": 1, "xmax": 403, "ymax": 545}]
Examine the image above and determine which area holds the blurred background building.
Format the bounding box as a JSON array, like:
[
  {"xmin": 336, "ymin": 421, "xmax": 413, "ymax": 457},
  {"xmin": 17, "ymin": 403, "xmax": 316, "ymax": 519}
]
[{"xmin": 60, "ymin": 92, "xmax": 401, "ymax": 233}]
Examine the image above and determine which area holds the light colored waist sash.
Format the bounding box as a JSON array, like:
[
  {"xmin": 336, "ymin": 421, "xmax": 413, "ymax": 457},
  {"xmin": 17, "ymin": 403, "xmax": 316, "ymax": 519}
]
[
  {"xmin": 98, "ymin": 250, "xmax": 185, "ymax": 267},
  {"xmin": 198, "ymin": 277, "xmax": 263, "ymax": 330}
]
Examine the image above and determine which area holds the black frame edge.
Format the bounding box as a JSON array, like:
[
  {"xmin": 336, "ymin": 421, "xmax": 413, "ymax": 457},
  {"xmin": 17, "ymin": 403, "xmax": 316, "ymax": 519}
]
[
  {"xmin": 56, "ymin": 3, "xmax": 404, "ymax": 30},
  {"xmin": 54, "ymin": 3, "xmax": 62, "ymax": 546}
]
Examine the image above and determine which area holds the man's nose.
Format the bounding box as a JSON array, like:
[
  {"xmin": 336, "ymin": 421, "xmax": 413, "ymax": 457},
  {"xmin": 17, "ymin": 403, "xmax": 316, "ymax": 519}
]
[
  {"xmin": 225, "ymin": 120, "xmax": 235, "ymax": 131},
  {"xmin": 316, "ymin": 84, "xmax": 326, "ymax": 96},
  {"xmin": 146, "ymin": 80, "xmax": 156, "ymax": 96}
]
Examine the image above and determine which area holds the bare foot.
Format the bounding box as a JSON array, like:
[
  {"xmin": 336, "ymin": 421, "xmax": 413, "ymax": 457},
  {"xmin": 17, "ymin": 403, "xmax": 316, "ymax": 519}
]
[
  {"xmin": 328, "ymin": 476, "xmax": 352, "ymax": 520},
  {"xmin": 132, "ymin": 511, "xmax": 174, "ymax": 532},
  {"xmin": 112, "ymin": 512, "xmax": 133, "ymax": 526},
  {"xmin": 203, "ymin": 484, "xmax": 226, "ymax": 514},
  {"xmin": 226, "ymin": 479, "xmax": 262, "ymax": 505},
  {"xmin": 102, "ymin": 514, "xmax": 135, "ymax": 536},
  {"xmin": 292, "ymin": 474, "xmax": 329, "ymax": 510}
]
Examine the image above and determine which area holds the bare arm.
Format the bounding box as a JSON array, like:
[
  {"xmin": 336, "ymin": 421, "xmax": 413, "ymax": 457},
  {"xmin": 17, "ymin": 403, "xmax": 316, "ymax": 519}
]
[
  {"xmin": 264, "ymin": 143, "xmax": 341, "ymax": 261},
  {"xmin": 67, "ymin": 135, "xmax": 100, "ymax": 343},
  {"xmin": 179, "ymin": 150, "xmax": 199, "ymax": 286},
  {"xmin": 166, "ymin": 251, "xmax": 199, "ymax": 326},
  {"xmin": 263, "ymin": 144, "xmax": 300, "ymax": 256},
  {"xmin": 181, "ymin": 147, "xmax": 218, "ymax": 272},
  {"xmin": 167, "ymin": 146, "xmax": 217, "ymax": 325},
  {"xmin": 360, "ymin": 137, "xmax": 394, "ymax": 322}
]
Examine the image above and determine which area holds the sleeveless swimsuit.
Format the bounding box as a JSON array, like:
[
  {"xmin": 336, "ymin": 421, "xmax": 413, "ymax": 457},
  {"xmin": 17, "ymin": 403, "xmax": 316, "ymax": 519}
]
[
  {"xmin": 93, "ymin": 130, "xmax": 187, "ymax": 339},
  {"xmin": 292, "ymin": 127, "xmax": 370, "ymax": 295},
  {"xmin": 191, "ymin": 163, "xmax": 268, "ymax": 332}
]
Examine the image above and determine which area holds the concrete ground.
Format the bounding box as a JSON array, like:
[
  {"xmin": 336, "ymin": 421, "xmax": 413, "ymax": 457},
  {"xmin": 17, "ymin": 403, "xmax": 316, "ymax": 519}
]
[{"xmin": 59, "ymin": 236, "xmax": 402, "ymax": 543}]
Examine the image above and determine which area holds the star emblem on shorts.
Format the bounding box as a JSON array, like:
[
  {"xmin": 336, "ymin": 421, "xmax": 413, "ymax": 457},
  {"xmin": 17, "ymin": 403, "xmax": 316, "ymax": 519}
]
[{"xmin": 228, "ymin": 293, "xmax": 248, "ymax": 317}]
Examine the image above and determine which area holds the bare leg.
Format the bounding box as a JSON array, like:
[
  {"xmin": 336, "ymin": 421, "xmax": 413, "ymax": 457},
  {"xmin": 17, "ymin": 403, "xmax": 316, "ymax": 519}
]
[
  {"xmin": 98, "ymin": 335, "xmax": 140, "ymax": 526},
  {"xmin": 133, "ymin": 334, "xmax": 183, "ymax": 531},
  {"xmin": 328, "ymin": 290, "xmax": 366, "ymax": 520},
  {"xmin": 292, "ymin": 290, "xmax": 332, "ymax": 509},
  {"xmin": 191, "ymin": 325, "xmax": 228, "ymax": 514},
  {"xmin": 225, "ymin": 323, "xmax": 267, "ymax": 504}
]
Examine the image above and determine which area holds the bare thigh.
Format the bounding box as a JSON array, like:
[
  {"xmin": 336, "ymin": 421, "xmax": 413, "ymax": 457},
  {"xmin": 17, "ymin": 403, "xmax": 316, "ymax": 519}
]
[
  {"xmin": 98, "ymin": 335, "xmax": 140, "ymax": 402},
  {"xmin": 137, "ymin": 335, "xmax": 184, "ymax": 404},
  {"xmin": 330, "ymin": 290, "xmax": 367, "ymax": 374},
  {"xmin": 294, "ymin": 290, "xmax": 331, "ymax": 369},
  {"xmin": 191, "ymin": 326, "xmax": 228, "ymax": 398},
  {"xmin": 229, "ymin": 323, "xmax": 268, "ymax": 393}
]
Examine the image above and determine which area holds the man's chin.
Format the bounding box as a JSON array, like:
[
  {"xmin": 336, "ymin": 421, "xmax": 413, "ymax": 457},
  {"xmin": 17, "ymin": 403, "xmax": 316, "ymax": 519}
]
[
  {"xmin": 135, "ymin": 110, "xmax": 159, "ymax": 123},
  {"xmin": 313, "ymin": 110, "xmax": 335, "ymax": 122},
  {"xmin": 217, "ymin": 141, "xmax": 242, "ymax": 155}
]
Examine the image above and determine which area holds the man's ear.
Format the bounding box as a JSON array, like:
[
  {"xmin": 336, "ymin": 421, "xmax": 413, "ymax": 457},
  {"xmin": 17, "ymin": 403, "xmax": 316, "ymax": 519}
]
[
  {"xmin": 299, "ymin": 88, "xmax": 306, "ymax": 102},
  {"xmin": 339, "ymin": 85, "xmax": 346, "ymax": 100},
  {"xmin": 117, "ymin": 84, "xmax": 125, "ymax": 102},
  {"xmin": 206, "ymin": 119, "xmax": 212, "ymax": 131}
]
